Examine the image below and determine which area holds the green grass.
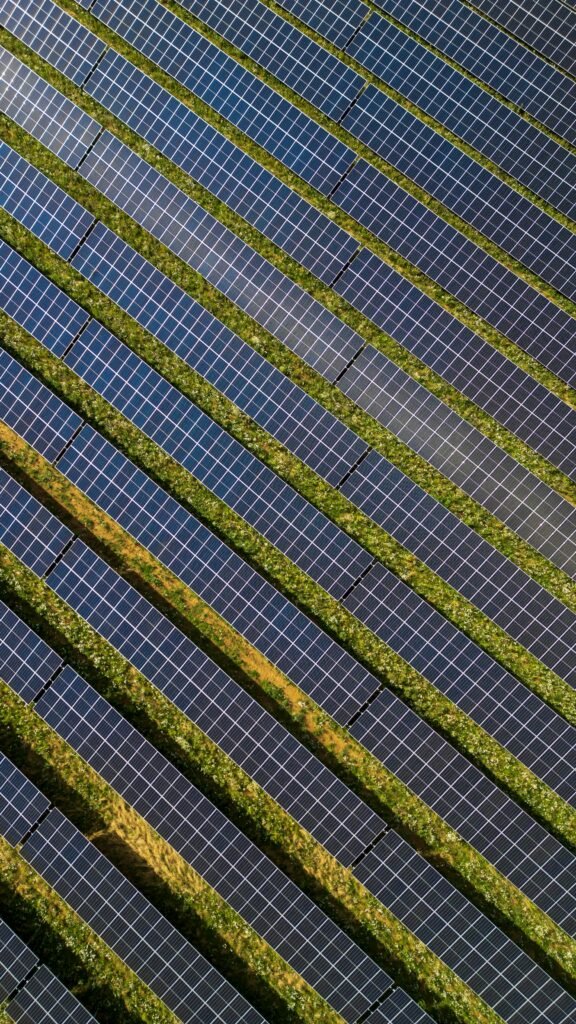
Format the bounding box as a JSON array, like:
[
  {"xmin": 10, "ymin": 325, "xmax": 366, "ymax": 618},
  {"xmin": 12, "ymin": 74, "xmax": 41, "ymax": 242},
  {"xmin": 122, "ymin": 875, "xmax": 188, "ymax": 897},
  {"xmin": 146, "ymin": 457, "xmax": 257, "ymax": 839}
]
[
  {"xmin": 1, "ymin": 431, "xmax": 576, "ymax": 1001},
  {"xmin": 0, "ymin": 834, "xmax": 181, "ymax": 1024}
]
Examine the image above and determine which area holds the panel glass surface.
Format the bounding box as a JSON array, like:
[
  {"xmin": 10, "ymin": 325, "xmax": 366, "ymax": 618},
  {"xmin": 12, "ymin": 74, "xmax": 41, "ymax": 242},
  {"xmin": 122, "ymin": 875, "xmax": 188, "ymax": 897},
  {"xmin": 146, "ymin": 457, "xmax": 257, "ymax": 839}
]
[
  {"xmin": 71, "ymin": 223, "xmax": 367, "ymax": 484},
  {"xmin": 32, "ymin": 695, "xmax": 391, "ymax": 1022},
  {"xmin": 338, "ymin": 347, "xmax": 576, "ymax": 575},
  {"xmin": 83, "ymin": 49, "xmax": 359, "ymax": 283},
  {"xmin": 0, "ymin": 922, "xmax": 38, "ymax": 1002},
  {"xmin": 334, "ymin": 248, "xmax": 576, "ymax": 476},
  {"xmin": 470, "ymin": 0, "xmax": 576, "ymax": 73},
  {"xmin": 0, "ymin": 600, "xmax": 62, "ymax": 703},
  {"xmin": 77, "ymin": 132, "xmax": 362, "ymax": 380},
  {"xmin": 341, "ymin": 91, "xmax": 576, "ymax": 300},
  {"xmin": 63, "ymin": 319, "xmax": 373, "ymax": 596},
  {"xmin": 0, "ymin": 49, "xmax": 101, "ymax": 168},
  {"xmin": 274, "ymin": 0, "xmax": 369, "ymax": 48},
  {"xmin": 0, "ymin": 346, "xmax": 83, "ymax": 461},
  {"xmin": 0, "ymin": 753, "xmax": 49, "ymax": 848},
  {"xmin": 0, "ymin": 468, "xmax": 72, "ymax": 577},
  {"xmin": 0, "ymin": 141, "xmax": 94, "ymax": 259},
  {"xmin": 0, "ymin": 0, "xmax": 105, "ymax": 85},
  {"xmin": 6, "ymin": 966, "xmax": 98, "ymax": 1024},
  {"xmin": 355, "ymin": 831, "xmax": 576, "ymax": 1023}
]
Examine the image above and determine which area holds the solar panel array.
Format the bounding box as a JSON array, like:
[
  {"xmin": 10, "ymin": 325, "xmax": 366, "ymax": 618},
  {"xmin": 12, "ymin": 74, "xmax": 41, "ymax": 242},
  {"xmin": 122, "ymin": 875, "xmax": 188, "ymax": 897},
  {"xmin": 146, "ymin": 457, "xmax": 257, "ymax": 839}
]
[
  {"xmin": 469, "ymin": 0, "xmax": 576, "ymax": 74},
  {"xmin": 370, "ymin": 0, "xmax": 575, "ymax": 144},
  {"xmin": 346, "ymin": 17, "xmax": 576, "ymax": 220},
  {"xmin": 1, "ymin": 0, "xmax": 576, "ymax": 1019}
]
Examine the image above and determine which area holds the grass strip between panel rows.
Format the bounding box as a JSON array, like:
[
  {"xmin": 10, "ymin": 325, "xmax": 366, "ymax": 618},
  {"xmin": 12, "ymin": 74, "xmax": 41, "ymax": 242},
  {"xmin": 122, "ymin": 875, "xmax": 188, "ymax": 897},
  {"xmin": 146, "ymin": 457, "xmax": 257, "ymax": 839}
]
[
  {"xmin": 0, "ymin": 686, "xmax": 345, "ymax": 1024},
  {"xmin": 2, "ymin": 219, "xmax": 576, "ymax": 726},
  {"xmin": 1, "ymin": 119, "xmax": 575, "ymax": 616},
  {"xmin": 9, "ymin": 8, "xmax": 576, "ymax": 419},
  {"xmin": 1, "ymin": 429, "xmax": 576, "ymax": 1002},
  {"xmin": 0, "ymin": 835, "xmax": 181, "ymax": 1024}
]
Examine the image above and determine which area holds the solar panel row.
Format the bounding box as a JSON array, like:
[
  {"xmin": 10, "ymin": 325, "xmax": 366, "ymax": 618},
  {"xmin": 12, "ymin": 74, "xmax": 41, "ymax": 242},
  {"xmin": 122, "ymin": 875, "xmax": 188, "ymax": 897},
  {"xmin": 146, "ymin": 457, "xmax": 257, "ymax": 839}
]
[
  {"xmin": 274, "ymin": 0, "xmax": 369, "ymax": 49},
  {"xmin": 338, "ymin": 347, "xmax": 576, "ymax": 576},
  {"xmin": 0, "ymin": 141, "xmax": 95, "ymax": 259},
  {"xmin": 333, "ymin": 249, "xmax": 576, "ymax": 479},
  {"xmin": 469, "ymin": 0, "xmax": 576, "ymax": 74},
  {"xmin": 61, "ymin": 319, "xmax": 374, "ymax": 598},
  {"xmin": 0, "ymin": 920, "xmax": 38, "ymax": 1002},
  {"xmin": 0, "ymin": 754, "xmax": 50, "ymax": 849},
  {"xmin": 0, "ymin": 48, "xmax": 102, "ymax": 169},
  {"xmin": 24, "ymin": 661, "xmax": 576, "ymax": 1024},
  {"xmin": 91, "ymin": 0, "xmax": 356, "ymax": 195},
  {"xmin": 346, "ymin": 18, "xmax": 576, "ymax": 220},
  {"xmin": 370, "ymin": 0, "xmax": 576, "ymax": 144},
  {"xmin": 0, "ymin": 467, "xmax": 73, "ymax": 578},
  {"xmin": 18, "ymin": 810, "xmax": 269, "ymax": 1024},
  {"xmin": 0, "ymin": 0, "xmax": 105, "ymax": 85},
  {"xmin": 331, "ymin": 158, "xmax": 576, "ymax": 381},
  {"xmin": 32, "ymin": 672, "xmax": 392, "ymax": 1022},
  {"xmin": 3, "ymin": 317, "xmax": 576, "ymax": 810},
  {"xmin": 174, "ymin": 0, "xmax": 365, "ymax": 120},
  {"xmin": 6, "ymin": 965, "xmax": 98, "ymax": 1024},
  {"xmin": 340, "ymin": 91, "xmax": 576, "ymax": 301},
  {"xmin": 355, "ymin": 830, "xmax": 576, "ymax": 1024},
  {"xmin": 0, "ymin": 345, "xmax": 83, "ymax": 461},
  {"xmin": 0, "ymin": 599, "xmax": 62, "ymax": 703}
]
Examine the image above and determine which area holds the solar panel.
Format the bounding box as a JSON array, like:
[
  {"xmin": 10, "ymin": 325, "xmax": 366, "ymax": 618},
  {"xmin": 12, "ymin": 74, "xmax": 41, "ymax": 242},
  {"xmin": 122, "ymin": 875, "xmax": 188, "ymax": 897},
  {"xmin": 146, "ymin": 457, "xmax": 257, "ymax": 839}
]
[
  {"xmin": 341, "ymin": 451, "xmax": 576, "ymax": 691},
  {"xmin": 346, "ymin": 21, "xmax": 576, "ymax": 220},
  {"xmin": 274, "ymin": 0, "xmax": 369, "ymax": 49},
  {"xmin": 0, "ymin": 600, "xmax": 62, "ymax": 703},
  {"xmin": 341, "ymin": 93, "xmax": 576, "ymax": 301},
  {"xmin": 355, "ymin": 831, "xmax": 576, "ymax": 1024},
  {"xmin": 0, "ymin": 48, "xmax": 101, "ymax": 169},
  {"xmin": 331, "ymin": 160, "xmax": 576, "ymax": 385},
  {"xmin": 6, "ymin": 966, "xmax": 98, "ymax": 1024},
  {"xmin": 0, "ymin": 469, "xmax": 73, "ymax": 577},
  {"xmin": 370, "ymin": 0, "xmax": 576, "ymax": 144},
  {"xmin": 28, "ymin": 705, "xmax": 391, "ymax": 1021},
  {"xmin": 338, "ymin": 347, "xmax": 576, "ymax": 576},
  {"xmin": 0, "ymin": 347, "xmax": 83, "ymax": 462},
  {"xmin": 20, "ymin": 810, "xmax": 268, "ymax": 1024},
  {"xmin": 333, "ymin": 249, "xmax": 576, "ymax": 477},
  {"xmin": 0, "ymin": 754, "xmax": 50, "ymax": 847},
  {"xmin": 76, "ymin": 131, "xmax": 363, "ymax": 381},
  {"xmin": 348, "ymin": 688, "xmax": 576, "ymax": 933},
  {"xmin": 70, "ymin": 224, "xmax": 367, "ymax": 485},
  {"xmin": 0, "ymin": 142, "xmax": 94, "ymax": 259},
  {"xmin": 36, "ymin": 568, "xmax": 384, "ymax": 866},
  {"xmin": 174, "ymin": 0, "xmax": 365, "ymax": 119},
  {"xmin": 63, "ymin": 320, "xmax": 373, "ymax": 595},
  {"xmin": 0, "ymin": 922, "xmax": 38, "ymax": 1002},
  {"xmin": 90, "ymin": 0, "xmax": 356, "ymax": 195},
  {"xmin": 0, "ymin": 243, "xmax": 89, "ymax": 356},
  {"xmin": 83, "ymin": 49, "xmax": 359, "ymax": 283},
  {"xmin": 469, "ymin": 0, "xmax": 576, "ymax": 74},
  {"xmin": 0, "ymin": 0, "xmax": 105, "ymax": 86},
  {"xmin": 53, "ymin": 426, "xmax": 379, "ymax": 724}
]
